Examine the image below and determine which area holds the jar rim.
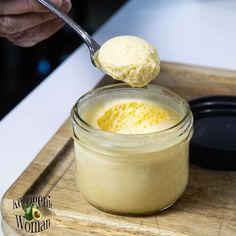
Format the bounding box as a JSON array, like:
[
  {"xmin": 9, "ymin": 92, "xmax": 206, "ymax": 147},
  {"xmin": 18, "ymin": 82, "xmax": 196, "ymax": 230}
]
[{"xmin": 71, "ymin": 83, "xmax": 191, "ymax": 138}]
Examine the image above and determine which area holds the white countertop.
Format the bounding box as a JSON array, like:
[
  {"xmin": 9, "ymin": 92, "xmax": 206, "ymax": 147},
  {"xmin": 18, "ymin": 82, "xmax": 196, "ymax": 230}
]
[{"xmin": 1, "ymin": 0, "xmax": 236, "ymax": 233}]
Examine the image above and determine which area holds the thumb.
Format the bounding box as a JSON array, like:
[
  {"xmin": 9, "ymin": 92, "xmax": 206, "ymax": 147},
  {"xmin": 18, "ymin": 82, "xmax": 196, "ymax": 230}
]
[{"xmin": 0, "ymin": 0, "xmax": 63, "ymax": 15}]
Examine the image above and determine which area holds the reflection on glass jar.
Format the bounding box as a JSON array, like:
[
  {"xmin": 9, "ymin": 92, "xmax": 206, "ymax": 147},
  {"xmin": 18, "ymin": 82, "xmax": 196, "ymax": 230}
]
[{"xmin": 71, "ymin": 84, "xmax": 193, "ymax": 215}]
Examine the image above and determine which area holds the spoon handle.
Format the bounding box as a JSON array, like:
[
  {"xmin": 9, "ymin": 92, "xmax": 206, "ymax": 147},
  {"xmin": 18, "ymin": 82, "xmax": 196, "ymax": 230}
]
[{"xmin": 37, "ymin": 0, "xmax": 100, "ymax": 56}]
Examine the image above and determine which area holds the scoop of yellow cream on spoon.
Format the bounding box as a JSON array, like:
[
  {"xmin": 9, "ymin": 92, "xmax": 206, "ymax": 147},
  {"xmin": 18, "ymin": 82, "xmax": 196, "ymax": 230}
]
[{"xmin": 94, "ymin": 35, "xmax": 160, "ymax": 87}]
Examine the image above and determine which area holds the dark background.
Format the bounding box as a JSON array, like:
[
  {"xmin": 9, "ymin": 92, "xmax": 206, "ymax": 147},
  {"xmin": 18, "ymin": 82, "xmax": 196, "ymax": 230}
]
[{"xmin": 0, "ymin": 0, "xmax": 127, "ymax": 120}]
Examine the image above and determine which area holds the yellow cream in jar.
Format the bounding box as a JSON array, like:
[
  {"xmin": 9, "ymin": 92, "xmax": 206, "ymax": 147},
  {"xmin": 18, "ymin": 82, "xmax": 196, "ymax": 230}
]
[
  {"xmin": 71, "ymin": 84, "xmax": 193, "ymax": 215},
  {"xmin": 84, "ymin": 98, "xmax": 179, "ymax": 134}
]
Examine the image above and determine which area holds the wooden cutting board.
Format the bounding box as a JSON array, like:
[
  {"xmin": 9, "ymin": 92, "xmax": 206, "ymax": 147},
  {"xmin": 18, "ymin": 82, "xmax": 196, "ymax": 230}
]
[{"xmin": 2, "ymin": 62, "xmax": 236, "ymax": 236}]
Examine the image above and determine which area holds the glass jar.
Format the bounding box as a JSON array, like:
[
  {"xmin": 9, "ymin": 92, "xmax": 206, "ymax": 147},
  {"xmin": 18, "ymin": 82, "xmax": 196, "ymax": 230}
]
[{"xmin": 71, "ymin": 84, "xmax": 193, "ymax": 215}]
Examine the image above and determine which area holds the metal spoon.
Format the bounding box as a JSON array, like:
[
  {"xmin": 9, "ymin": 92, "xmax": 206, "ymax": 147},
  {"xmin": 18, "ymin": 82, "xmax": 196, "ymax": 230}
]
[{"xmin": 37, "ymin": 0, "xmax": 100, "ymax": 66}]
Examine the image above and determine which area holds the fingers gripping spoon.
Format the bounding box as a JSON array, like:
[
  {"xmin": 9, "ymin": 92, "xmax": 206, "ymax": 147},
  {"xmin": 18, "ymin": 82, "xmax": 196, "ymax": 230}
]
[{"xmin": 37, "ymin": 0, "xmax": 101, "ymax": 66}]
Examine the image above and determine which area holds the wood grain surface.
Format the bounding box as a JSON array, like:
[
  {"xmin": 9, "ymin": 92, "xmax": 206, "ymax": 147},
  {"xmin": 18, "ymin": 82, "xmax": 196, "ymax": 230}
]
[{"xmin": 1, "ymin": 62, "xmax": 236, "ymax": 236}]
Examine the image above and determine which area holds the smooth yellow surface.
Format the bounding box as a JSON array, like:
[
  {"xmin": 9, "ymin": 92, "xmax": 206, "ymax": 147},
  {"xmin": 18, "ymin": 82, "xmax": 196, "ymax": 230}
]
[
  {"xmin": 94, "ymin": 36, "xmax": 160, "ymax": 87},
  {"xmin": 75, "ymin": 140, "xmax": 189, "ymax": 214}
]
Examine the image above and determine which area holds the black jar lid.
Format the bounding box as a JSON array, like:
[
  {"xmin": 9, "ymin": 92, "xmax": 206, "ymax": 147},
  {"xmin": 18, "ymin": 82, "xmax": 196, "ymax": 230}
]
[{"xmin": 189, "ymin": 96, "xmax": 236, "ymax": 171}]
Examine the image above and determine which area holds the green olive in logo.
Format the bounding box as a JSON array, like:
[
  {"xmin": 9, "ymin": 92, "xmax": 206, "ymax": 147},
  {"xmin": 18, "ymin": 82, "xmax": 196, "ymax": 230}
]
[
  {"xmin": 32, "ymin": 206, "xmax": 42, "ymax": 221},
  {"xmin": 24, "ymin": 205, "xmax": 33, "ymax": 220}
]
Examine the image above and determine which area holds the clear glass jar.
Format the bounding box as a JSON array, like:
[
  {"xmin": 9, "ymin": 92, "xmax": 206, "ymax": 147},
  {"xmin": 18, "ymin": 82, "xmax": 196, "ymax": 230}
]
[{"xmin": 71, "ymin": 84, "xmax": 193, "ymax": 215}]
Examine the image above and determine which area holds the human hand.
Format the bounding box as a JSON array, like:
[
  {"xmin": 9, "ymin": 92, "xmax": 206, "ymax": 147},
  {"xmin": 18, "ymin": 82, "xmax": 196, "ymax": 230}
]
[{"xmin": 0, "ymin": 0, "xmax": 72, "ymax": 47}]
